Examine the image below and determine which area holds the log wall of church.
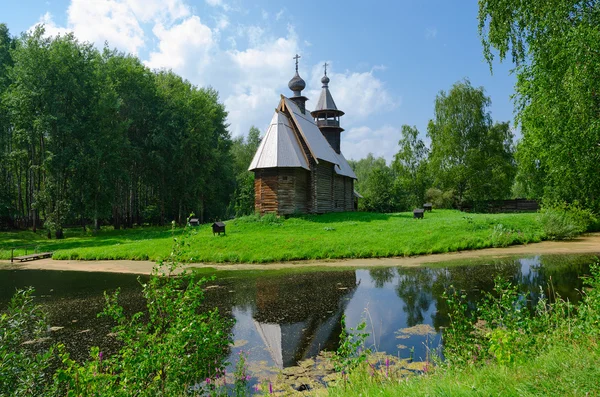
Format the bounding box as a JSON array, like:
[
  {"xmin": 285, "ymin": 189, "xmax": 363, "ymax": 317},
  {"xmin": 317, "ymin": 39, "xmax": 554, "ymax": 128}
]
[
  {"xmin": 333, "ymin": 174, "xmax": 345, "ymax": 212},
  {"xmin": 345, "ymin": 178, "xmax": 354, "ymax": 211},
  {"xmin": 254, "ymin": 169, "xmax": 278, "ymax": 214},
  {"xmin": 277, "ymin": 168, "xmax": 309, "ymax": 215},
  {"xmin": 254, "ymin": 168, "xmax": 310, "ymax": 215},
  {"xmin": 314, "ymin": 162, "xmax": 334, "ymax": 213}
]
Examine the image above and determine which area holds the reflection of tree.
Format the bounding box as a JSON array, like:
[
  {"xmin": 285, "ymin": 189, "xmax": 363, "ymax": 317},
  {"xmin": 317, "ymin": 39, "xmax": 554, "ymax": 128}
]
[
  {"xmin": 369, "ymin": 268, "xmax": 395, "ymax": 288},
  {"xmin": 395, "ymin": 268, "xmax": 434, "ymax": 326}
]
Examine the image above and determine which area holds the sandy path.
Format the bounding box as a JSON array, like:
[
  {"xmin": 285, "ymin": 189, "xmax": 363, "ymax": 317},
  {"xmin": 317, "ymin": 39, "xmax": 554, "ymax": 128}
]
[{"xmin": 2, "ymin": 233, "xmax": 599, "ymax": 275}]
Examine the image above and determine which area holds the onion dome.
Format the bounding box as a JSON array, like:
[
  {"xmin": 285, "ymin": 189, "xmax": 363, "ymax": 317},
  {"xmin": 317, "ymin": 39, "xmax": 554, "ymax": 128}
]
[{"xmin": 288, "ymin": 72, "xmax": 306, "ymax": 94}]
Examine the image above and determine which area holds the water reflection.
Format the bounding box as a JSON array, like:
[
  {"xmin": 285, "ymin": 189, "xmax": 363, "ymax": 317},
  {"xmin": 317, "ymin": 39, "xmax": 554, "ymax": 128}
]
[{"xmin": 0, "ymin": 253, "xmax": 597, "ymax": 370}]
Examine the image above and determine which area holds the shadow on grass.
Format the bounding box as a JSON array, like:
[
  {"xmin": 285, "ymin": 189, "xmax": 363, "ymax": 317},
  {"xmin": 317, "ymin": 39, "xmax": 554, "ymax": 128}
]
[
  {"xmin": 291, "ymin": 211, "xmax": 409, "ymax": 223},
  {"xmin": 0, "ymin": 226, "xmax": 178, "ymax": 259}
]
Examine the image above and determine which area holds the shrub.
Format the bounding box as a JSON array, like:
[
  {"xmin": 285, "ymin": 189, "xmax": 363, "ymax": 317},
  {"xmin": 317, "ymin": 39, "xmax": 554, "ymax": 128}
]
[
  {"xmin": 52, "ymin": 222, "xmax": 234, "ymax": 396},
  {"xmin": 539, "ymin": 205, "xmax": 594, "ymax": 240},
  {"xmin": 0, "ymin": 288, "xmax": 54, "ymax": 397},
  {"xmin": 425, "ymin": 188, "xmax": 455, "ymax": 209}
]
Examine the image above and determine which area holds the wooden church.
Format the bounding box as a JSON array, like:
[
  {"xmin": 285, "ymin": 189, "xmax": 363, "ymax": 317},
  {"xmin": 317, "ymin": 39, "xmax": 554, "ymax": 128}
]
[{"xmin": 249, "ymin": 56, "xmax": 358, "ymax": 215}]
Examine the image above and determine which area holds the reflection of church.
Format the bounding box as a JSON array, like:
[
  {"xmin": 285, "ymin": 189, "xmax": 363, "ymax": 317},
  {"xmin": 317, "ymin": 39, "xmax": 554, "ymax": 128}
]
[{"xmin": 252, "ymin": 271, "xmax": 357, "ymax": 368}]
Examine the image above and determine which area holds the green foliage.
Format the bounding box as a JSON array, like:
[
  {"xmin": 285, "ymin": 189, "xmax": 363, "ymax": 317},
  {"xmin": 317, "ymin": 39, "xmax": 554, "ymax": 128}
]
[
  {"xmin": 1, "ymin": 24, "xmax": 234, "ymax": 231},
  {"xmin": 229, "ymin": 127, "xmax": 261, "ymax": 218},
  {"xmin": 0, "ymin": 222, "xmax": 236, "ymax": 396},
  {"xmin": 332, "ymin": 315, "xmax": 370, "ymax": 373},
  {"xmin": 52, "ymin": 222, "xmax": 234, "ymax": 396},
  {"xmin": 350, "ymin": 154, "xmax": 400, "ymax": 213},
  {"xmin": 425, "ymin": 188, "xmax": 455, "ymax": 209},
  {"xmin": 0, "ymin": 288, "xmax": 54, "ymax": 397},
  {"xmin": 392, "ymin": 125, "xmax": 430, "ymax": 209},
  {"xmin": 478, "ymin": 1, "xmax": 600, "ymax": 211},
  {"xmin": 232, "ymin": 351, "xmax": 250, "ymax": 397},
  {"xmin": 539, "ymin": 203, "xmax": 596, "ymax": 240},
  {"xmin": 427, "ymin": 80, "xmax": 516, "ymax": 206},
  {"xmin": 328, "ymin": 264, "xmax": 600, "ymax": 395}
]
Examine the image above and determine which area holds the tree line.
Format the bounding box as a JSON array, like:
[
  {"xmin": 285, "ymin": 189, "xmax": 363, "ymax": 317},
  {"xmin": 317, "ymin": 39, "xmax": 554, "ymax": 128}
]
[
  {"xmin": 0, "ymin": 25, "xmax": 261, "ymax": 236},
  {"xmin": 350, "ymin": 79, "xmax": 517, "ymax": 213}
]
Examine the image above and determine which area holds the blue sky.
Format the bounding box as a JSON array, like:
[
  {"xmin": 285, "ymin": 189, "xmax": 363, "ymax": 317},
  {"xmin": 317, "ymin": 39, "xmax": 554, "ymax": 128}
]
[{"xmin": 1, "ymin": 0, "xmax": 516, "ymax": 162}]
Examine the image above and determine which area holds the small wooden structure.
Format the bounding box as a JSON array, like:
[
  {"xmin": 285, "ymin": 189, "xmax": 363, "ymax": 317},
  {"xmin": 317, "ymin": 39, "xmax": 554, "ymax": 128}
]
[
  {"xmin": 189, "ymin": 218, "xmax": 200, "ymax": 226},
  {"xmin": 423, "ymin": 203, "xmax": 432, "ymax": 212},
  {"xmin": 413, "ymin": 209, "xmax": 424, "ymax": 219},
  {"xmin": 212, "ymin": 222, "xmax": 226, "ymax": 236},
  {"xmin": 11, "ymin": 246, "xmax": 53, "ymax": 263}
]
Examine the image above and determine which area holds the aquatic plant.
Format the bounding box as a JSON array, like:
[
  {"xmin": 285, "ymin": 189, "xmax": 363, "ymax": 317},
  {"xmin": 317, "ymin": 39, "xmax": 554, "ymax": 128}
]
[{"xmin": 332, "ymin": 315, "xmax": 371, "ymax": 373}]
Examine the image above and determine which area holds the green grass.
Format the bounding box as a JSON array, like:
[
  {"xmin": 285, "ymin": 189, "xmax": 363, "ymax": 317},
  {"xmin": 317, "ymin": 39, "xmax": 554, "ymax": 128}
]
[
  {"xmin": 323, "ymin": 340, "xmax": 600, "ymax": 396},
  {"xmin": 0, "ymin": 210, "xmax": 544, "ymax": 263}
]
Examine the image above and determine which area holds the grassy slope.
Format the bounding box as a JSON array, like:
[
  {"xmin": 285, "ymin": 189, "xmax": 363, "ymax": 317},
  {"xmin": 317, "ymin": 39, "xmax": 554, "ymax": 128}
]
[
  {"xmin": 0, "ymin": 210, "xmax": 543, "ymax": 263},
  {"xmin": 324, "ymin": 341, "xmax": 600, "ymax": 396}
]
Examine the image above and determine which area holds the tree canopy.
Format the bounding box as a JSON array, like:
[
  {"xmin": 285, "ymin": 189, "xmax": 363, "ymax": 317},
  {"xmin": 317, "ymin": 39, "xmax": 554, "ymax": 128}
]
[
  {"xmin": 427, "ymin": 79, "xmax": 516, "ymax": 207},
  {"xmin": 478, "ymin": 0, "xmax": 600, "ymax": 210},
  {"xmin": 0, "ymin": 25, "xmax": 235, "ymax": 234}
]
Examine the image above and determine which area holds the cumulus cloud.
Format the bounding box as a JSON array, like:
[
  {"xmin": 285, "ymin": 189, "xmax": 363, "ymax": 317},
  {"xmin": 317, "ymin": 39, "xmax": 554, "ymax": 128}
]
[
  {"xmin": 33, "ymin": 12, "xmax": 71, "ymax": 37},
  {"xmin": 30, "ymin": 0, "xmax": 399, "ymax": 157},
  {"xmin": 146, "ymin": 16, "xmax": 214, "ymax": 74},
  {"xmin": 31, "ymin": 0, "xmax": 191, "ymax": 54},
  {"xmin": 342, "ymin": 125, "xmax": 400, "ymax": 162},
  {"xmin": 306, "ymin": 62, "xmax": 399, "ymax": 125}
]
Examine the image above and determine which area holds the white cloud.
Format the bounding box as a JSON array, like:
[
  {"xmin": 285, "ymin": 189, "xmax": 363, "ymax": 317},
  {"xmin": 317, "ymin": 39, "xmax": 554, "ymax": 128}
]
[
  {"xmin": 306, "ymin": 62, "xmax": 399, "ymax": 125},
  {"xmin": 33, "ymin": 12, "xmax": 71, "ymax": 37},
  {"xmin": 214, "ymin": 14, "xmax": 229, "ymax": 30},
  {"xmin": 146, "ymin": 16, "xmax": 214, "ymax": 73},
  {"xmin": 31, "ymin": 0, "xmax": 191, "ymax": 55},
  {"xmin": 342, "ymin": 125, "xmax": 399, "ymax": 162},
  {"xmin": 275, "ymin": 10, "xmax": 284, "ymax": 21},
  {"xmin": 31, "ymin": 0, "xmax": 399, "ymax": 158}
]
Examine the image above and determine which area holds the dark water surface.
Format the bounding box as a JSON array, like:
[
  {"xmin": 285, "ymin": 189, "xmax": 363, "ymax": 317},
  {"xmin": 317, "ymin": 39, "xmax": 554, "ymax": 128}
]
[{"xmin": 1, "ymin": 253, "xmax": 597, "ymax": 370}]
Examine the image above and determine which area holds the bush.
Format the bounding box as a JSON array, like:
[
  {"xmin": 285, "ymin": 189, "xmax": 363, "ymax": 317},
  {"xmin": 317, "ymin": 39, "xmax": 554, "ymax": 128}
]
[
  {"xmin": 52, "ymin": 222, "xmax": 234, "ymax": 396},
  {"xmin": 425, "ymin": 188, "xmax": 455, "ymax": 209},
  {"xmin": 2, "ymin": 222, "xmax": 235, "ymax": 396},
  {"xmin": 0, "ymin": 288, "xmax": 54, "ymax": 397},
  {"xmin": 539, "ymin": 204, "xmax": 596, "ymax": 240}
]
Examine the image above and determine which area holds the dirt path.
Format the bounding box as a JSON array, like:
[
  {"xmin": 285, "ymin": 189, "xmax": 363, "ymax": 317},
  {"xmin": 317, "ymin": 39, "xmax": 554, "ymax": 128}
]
[{"xmin": 2, "ymin": 233, "xmax": 599, "ymax": 275}]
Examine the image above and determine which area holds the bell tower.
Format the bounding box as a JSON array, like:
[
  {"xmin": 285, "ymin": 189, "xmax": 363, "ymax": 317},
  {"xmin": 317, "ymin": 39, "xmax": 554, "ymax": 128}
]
[{"xmin": 310, "ymin": 63, "xmax": 345, "ymax": 154}]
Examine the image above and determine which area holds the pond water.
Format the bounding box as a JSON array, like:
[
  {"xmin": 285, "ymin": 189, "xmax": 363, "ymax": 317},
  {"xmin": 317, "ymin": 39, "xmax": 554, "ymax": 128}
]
[{"xmin": 1, "ymin": 253, "xmax": 598, "ymax": 379}]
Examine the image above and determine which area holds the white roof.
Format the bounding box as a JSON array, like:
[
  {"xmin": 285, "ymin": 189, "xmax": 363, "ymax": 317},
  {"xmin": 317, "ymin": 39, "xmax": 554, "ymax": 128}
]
[
  {"xmin": 248, "ymin": 111, "xmax": 310, "ymax": 171},
  {"xmin": 249, "ymin": 96, "xmax": 357, "ymax": 179},
  {"xmin": 283, "ymin": 97, "xmax": 340, "ymax": 165}
]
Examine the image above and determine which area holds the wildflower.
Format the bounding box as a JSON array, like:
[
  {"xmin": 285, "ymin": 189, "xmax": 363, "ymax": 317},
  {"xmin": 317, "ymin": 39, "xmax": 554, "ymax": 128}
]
[
  {"xmin": 269, "ymin": 382, "xmax": 273, "ymax": 394},
  {"xmin": 98, "ymin": 351, "xmax": 103, "ymax": 362}
]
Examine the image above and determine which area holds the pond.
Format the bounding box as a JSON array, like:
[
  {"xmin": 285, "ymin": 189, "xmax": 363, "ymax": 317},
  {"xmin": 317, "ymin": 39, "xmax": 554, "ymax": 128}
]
[{"xmin": 1, "ymin": 253, "xmax": 598, "ymax": 383}]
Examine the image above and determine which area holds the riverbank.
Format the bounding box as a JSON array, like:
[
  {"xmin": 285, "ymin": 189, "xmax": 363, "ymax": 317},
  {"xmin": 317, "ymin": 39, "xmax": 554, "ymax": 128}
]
[{"xmin": 2, "ymin": 232, "xmax": 599, "ymax": 274}]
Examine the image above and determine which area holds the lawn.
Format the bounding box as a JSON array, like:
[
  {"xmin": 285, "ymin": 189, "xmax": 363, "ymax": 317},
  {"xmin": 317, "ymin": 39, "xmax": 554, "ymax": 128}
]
[{"xmin": 0, "ymin": 210, "xmax": 544, "ymax": 263}]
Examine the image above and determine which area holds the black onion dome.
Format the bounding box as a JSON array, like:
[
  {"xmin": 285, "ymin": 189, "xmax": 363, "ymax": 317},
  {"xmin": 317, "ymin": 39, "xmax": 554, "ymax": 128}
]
[
  {"xmin": 321, "ymin": 75, "xmax": 330, "ymax": 86},
  {"xmin": 288, "ymin": 72, "xmax": 306, "ymax": 93}
]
